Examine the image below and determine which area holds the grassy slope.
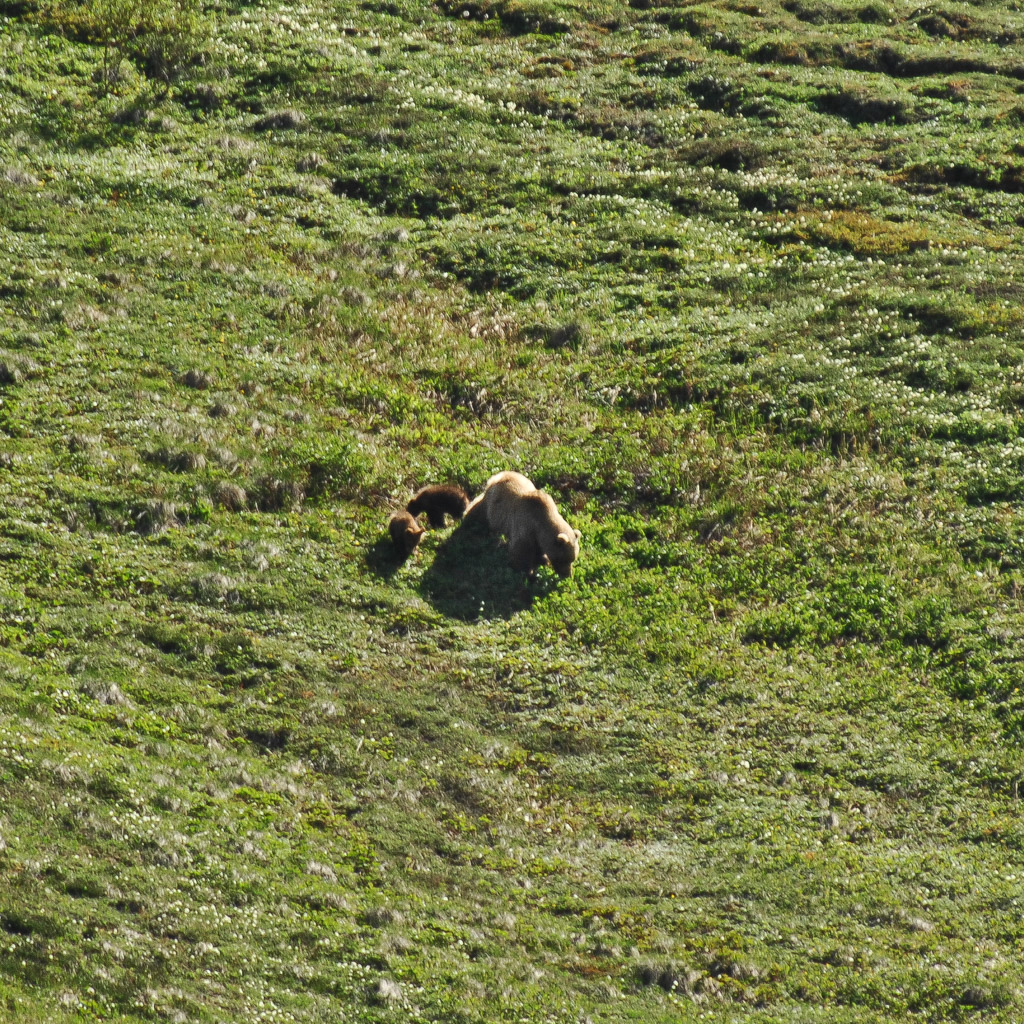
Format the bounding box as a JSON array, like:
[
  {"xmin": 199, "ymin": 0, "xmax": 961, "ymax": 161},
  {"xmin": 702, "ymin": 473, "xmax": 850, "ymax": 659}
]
[{"xmin": 3, "ymin": 0, "xmax": 1024, "ymax": 1020}]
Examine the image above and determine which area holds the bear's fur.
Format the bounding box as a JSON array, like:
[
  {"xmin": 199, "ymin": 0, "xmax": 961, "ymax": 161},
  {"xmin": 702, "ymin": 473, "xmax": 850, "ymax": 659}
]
[
  {"xmin": 406, "ymin": 484, "xmax": 470, "ymax": 529},
  {"xmin": 471, "ymin": 471, "xmax": 581, "ymax": 578},
  {"xmin": 388, "ymin": 509, "xmax": 425, "ymax": 556}
]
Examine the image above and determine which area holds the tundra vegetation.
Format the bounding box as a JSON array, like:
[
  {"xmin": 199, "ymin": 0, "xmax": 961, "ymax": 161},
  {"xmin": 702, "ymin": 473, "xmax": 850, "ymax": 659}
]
[{"xmin": 2, "ymin": 0, "xmax": 1024, "ymax": 1020}]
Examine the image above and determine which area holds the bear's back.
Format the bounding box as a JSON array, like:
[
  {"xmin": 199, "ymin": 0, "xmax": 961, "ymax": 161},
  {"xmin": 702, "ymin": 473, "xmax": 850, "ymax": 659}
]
[
  {"xmin": 484, "ymin": 471, "xmax": 534, "ymax": 498},
  {"xmin": 482, "ymin": 472, "xmax": 536, "ymax": 533},
  {"xmin": 487, "ymin": 482, "xmax": 572, "ymax": 542}
]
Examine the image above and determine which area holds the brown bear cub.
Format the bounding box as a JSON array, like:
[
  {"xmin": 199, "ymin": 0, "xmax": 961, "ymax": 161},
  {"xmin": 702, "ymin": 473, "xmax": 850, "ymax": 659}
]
[
  {"xmin": 468, "ymin": 471, "xmax": 581, "ymax": 578},
  {"xmin": 389, "ymin": 509, "xmax": 425, "ymax": 556},
  {"xmin": 406, "ymin": 484, "xmax": 470, "ymax": 529}
]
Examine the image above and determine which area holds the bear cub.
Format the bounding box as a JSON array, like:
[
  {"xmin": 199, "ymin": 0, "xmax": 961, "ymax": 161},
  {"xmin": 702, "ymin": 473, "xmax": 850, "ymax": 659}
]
[
  {"xmin": 406, "ymin": 484, "xmax": 470, "ymax": 529},
  {"xmin": 388, "ymin": 509, "xmax": 425, "ymax": 556}
]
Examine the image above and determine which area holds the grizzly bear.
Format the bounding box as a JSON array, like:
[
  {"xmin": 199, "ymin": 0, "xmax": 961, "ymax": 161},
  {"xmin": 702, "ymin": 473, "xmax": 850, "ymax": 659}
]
[
  {"xmin": 406, "ymin": 484, "xmax": 470, "ymax": 529},
  {"xmin": 469, "ymin": 471, "xmax": 581, "ymax": 578},
  {"xmin": 388, "ymin": 509, "xmax": 425, "ymax": 556}
]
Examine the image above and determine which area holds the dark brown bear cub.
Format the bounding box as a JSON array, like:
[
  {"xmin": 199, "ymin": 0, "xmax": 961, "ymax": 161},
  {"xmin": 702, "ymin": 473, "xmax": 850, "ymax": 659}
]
[
  {"xmin": 406, "ymin": 484, "xmax": 470, "ymax": 529},
  {"xmin": 389, "ymin": 509, "xmax": 425, "ymax": 556}
]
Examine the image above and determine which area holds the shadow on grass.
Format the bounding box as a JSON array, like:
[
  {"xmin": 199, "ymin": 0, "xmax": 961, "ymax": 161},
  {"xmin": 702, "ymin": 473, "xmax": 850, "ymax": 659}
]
[
  {"xmin": 363, "ymin": 536, "xmax": 411, "ymax": 580},
  {"xmin": 419, "ymin": 520, "xmax": 540, "ymax": 621}
]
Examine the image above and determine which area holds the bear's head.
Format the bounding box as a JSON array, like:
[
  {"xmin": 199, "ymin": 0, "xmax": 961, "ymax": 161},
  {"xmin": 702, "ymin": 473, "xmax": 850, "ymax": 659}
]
[{"xmin": 548, "ymin": 529, "xmax": 581, "ymax": 577}]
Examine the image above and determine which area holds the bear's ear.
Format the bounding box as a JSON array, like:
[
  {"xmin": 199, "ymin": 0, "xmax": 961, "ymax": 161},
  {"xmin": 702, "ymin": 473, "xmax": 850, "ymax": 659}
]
[
  {"xmin": 573, "ymin": 529, "xmax": 581, "ymax": 541},
  {"xmin": 556, "ymin": 533, "xmax": 573, "ymax": 546}
]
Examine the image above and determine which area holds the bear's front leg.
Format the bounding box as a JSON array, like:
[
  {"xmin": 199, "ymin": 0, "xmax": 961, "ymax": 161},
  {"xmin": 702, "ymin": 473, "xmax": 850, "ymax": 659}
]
[{"xmin": 508, "ymin": 536, "xmax": 541, "ymax": 578}]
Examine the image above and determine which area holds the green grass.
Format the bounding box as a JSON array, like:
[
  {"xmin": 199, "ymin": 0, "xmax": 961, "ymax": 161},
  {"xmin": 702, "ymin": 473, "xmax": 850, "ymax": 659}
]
[{"xmin": 3, "ymin": 0, "xmax": 1024, "ymax": 1020}]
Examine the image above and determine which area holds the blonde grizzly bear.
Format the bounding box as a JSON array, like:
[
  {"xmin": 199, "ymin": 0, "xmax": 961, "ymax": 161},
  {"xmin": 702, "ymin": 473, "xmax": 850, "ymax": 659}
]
[
  {"xmin": 468, "ymin": 471, "xmax": 581, "ymax": 578},
  {"xmin": 388, "ymin": 509, "xmax": 425, "ymax": 556}
]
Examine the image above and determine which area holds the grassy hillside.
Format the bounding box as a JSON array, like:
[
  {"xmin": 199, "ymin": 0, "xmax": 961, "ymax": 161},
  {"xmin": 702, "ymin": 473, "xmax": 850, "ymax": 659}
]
[{"xmin": 3, "ymin": 0, "xmax": 1024, "ymax": 1020}]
